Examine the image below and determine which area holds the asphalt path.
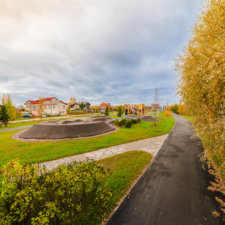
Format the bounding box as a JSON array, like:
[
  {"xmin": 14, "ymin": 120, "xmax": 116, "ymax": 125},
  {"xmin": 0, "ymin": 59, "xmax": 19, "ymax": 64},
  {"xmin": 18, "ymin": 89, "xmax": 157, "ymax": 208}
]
[{"xmin": 107, "ymin": 114, "xmax": 223, "ymax": 225}]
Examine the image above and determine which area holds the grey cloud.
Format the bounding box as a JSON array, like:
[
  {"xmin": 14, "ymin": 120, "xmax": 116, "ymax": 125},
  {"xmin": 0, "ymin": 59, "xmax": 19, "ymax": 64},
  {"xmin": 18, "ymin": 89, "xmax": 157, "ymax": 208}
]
[{"xmin": 0, "ymin": 0, "xmax": 202, "ymax": 105}]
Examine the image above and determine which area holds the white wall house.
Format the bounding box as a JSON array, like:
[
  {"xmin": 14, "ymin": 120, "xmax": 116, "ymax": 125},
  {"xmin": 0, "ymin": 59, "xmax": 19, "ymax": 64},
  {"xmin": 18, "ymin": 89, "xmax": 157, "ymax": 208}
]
[{"xmin": 24, "ymin": 97, "xmax": 67, "ymax": 116}]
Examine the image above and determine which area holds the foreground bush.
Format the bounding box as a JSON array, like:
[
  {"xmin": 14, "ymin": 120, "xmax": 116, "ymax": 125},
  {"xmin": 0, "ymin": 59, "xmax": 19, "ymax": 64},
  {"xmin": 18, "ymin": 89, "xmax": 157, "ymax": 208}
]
[{"xmin": 0, "ymin": 160, "xmax": 112, "ymax": 225}]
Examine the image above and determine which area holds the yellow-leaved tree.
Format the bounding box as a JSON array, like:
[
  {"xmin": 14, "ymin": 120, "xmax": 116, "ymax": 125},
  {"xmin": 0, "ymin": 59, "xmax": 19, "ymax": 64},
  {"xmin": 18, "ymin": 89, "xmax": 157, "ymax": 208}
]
[{"xmin": 176, "ymin": 0, "xmax": 225, "ymax": 212}]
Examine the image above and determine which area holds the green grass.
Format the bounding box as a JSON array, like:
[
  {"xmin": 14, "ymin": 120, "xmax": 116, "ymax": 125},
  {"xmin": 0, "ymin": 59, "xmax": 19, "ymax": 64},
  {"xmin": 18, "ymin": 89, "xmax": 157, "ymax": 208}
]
[
  {"xmin": 98, "ymin": 151, "xmax": 152, "ymax": 223},
  {"xmin": 181, "ymin": 115, "xmax": 194, "ymax": 123},
  {"xmin": 0, "ymin": 120, "xmax": 42, "ymax": 129},
  {"xmin": 0, "ymin": 114, "xmax": 104, "ymax": 129},
  {"xmin": 99, "ymin": 151, "xmax": 152, "ymax": 206},
  {"xmin": 0, "ymin": 116, "xmax": 174, "ymax": 167}
]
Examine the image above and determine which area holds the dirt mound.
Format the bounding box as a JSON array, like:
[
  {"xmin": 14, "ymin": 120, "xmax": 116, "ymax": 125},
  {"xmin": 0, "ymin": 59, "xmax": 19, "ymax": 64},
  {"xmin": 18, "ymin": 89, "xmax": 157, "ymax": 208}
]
[
  {"xmin": 90, "ymin": 116, "xmax": 111, "ymax": 121},
  {"xmin": 19, "ymin": 121, "xmax": 115, "ymax": 139},
  {"xmin": 61, "ymin": 119, "xmax": 83, "ymax": 124},
  {"xmin": 142, "ymin": 116, "xmax": 158, "ymax": 122}
]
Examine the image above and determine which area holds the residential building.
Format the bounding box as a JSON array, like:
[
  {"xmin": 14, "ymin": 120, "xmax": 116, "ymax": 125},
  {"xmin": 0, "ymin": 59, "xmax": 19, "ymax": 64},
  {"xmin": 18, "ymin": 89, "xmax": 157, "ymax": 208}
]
[
  {"xmin": 70, "ymin": 102, "xmax": 91, "ymax": 112},
  {"xmin": 24, "ymin": 97, "xmax": 67, "ymax": 116},
  {"xmin": 151, "ymin": 104, "xmax": 162, "ymax": 112},
  {"xmin": 100, "ymin": 102, "xmax": 111, "ymax": 113}
]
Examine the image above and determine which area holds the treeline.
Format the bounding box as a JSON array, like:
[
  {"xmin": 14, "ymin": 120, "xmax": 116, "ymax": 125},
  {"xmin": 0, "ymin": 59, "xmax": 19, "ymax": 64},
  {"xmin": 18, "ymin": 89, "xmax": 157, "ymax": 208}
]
[
  {"xmin": 168, "ymin": 103, "xmax": 188, "ymax": 115},
  {"xmin": 176, "ymin": 0, "xmax": 225, "ymax": 213}
]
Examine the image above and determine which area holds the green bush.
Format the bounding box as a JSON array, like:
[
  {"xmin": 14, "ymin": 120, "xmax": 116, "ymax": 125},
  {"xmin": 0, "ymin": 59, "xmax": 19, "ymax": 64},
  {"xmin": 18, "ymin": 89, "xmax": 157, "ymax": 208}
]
[
  {"xmin": 0, "ymin": 160, "xmax": 112, "ymax": 225},
  {"xmin": 114, "ymin": 118, "xmax": 140, "ymax": 128},
  {"xmin": 131, "ymin": 119, "xmax": 137, "ymax": 124},
  {"xmin": 125, "ymin": 120, "xmax": 132, "ymax": 128},
  {"xmin": 136, "ymin": 118, "xmax": 141, "ymax": 123}
]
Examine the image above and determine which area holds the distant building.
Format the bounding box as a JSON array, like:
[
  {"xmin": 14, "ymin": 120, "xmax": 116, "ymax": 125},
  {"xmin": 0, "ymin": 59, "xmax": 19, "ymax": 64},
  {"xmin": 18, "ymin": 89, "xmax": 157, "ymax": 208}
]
[
  {"xmin": 70, "ymin": 102, "xmax": 91, "ymax": 112},
  {"xmin": 17, "ymin": 105, "xmax": 25, "ymax": 112},
  {"xmin": 24, "ymin": 97, "xmax": 67, "ymax": 116},
  {"xmin": 70, "ymin": 102, "xmax": 80, "ymax": 111},
  {"xmin": 100, "ymin": 103, "xmax": 111, "ymax": 113},
  {"xmin": 151, "ymin": 104, "xmax": 162, "ymax": 112}
]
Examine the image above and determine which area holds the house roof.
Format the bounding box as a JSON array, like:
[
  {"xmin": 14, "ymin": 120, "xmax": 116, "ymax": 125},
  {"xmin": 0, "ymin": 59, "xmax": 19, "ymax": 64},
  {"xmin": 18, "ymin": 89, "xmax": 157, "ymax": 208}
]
[
  {"xmin": 25, "ymin": 97, "xmax": 55, "ymax": 104},
  {"xmin": 100, "ymin": 102, "xmax": 110, "ymax": 108}
]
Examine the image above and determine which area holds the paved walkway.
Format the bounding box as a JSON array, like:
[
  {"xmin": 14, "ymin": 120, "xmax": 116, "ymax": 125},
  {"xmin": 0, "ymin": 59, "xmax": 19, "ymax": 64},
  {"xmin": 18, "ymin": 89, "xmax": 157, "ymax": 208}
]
[
  {"xmin": 40, "ymin": 134, "xmax": 168, "ymax": 170},
  {"xmin": 107, "ymin": 114, "xmax": 223, "ymax": 225}
]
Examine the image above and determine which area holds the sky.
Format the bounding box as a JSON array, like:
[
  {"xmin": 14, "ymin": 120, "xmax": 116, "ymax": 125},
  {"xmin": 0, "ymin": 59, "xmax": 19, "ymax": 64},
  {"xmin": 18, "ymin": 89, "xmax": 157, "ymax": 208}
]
[{"xmin": 0, "ymin": 0, "xmax": 202, "ymax": 106}]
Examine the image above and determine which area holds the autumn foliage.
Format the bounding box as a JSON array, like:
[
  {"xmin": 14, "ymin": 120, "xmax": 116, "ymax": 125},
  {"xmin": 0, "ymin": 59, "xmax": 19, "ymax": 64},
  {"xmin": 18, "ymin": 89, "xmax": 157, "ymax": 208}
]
[{"xmin": 176, "ymin": 0, "xmax": 225, "ymax": 211}]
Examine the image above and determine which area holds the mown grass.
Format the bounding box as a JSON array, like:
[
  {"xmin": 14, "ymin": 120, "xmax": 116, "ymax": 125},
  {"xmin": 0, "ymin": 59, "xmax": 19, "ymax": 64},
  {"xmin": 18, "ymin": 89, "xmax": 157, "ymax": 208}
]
[
  {"xmin": 0, "ymin": 116, "xmax": 174, "ymax": 167},
  {"xmin": 99, "ymin": 151, "xmax": 152, "ymax": 207},
  {"xmin": 0, "ymin": 114, "xmax": 104, "ymax": 129},
  {"xmin": 180, "ymin": 115, "xmax": 194, "ymax": 123},
  {"xmin": 97, "ymin": 151, "xmax": 152, "ymax": 224}
]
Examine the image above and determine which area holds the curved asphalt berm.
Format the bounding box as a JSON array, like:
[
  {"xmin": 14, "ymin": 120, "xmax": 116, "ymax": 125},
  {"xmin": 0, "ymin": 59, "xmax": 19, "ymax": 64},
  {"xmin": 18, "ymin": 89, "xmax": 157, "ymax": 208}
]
[{"xmin": 107, "ymin": 114, "xmax": 223, "ymax": 225}]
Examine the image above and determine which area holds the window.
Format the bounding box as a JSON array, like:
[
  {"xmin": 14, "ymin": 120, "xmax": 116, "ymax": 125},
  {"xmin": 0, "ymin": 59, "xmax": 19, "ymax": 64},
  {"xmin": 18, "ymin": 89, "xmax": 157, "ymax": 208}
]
[{"xmin": 49, "ymin": 105, "xmax": 51, "ymax": 109}]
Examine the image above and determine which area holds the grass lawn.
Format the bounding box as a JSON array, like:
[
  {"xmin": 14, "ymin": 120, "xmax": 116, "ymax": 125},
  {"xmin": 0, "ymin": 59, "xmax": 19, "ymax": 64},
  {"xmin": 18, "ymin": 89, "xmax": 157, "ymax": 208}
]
[
  {"xmin": 0, "ymin": 114, "xmax": 104, "ymax": 129},
  {"xmin": 97, "ymin": 151, "xmax": 152, "ymax": 224},
  {"xmin": 181, "ymin": 115, "xmax": 194, "ymax": 123},
  {"xmin": 0, "ymin": 116, "xmax": 174, "ymax": 167},
  {"xmin": 99, "ymin": 151, "xmax": 152, "ymax": 208},
  {"xmin": 0, "ymin": 120, "xmax": 42, "ymax": 129}
]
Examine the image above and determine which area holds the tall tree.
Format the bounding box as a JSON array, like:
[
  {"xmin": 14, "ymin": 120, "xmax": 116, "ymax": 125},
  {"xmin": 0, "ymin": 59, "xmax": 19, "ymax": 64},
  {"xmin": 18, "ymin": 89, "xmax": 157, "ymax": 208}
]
[
  {"xmin": 68, "ymin": 97, "xmax": 76, "ymax": 108},
  {"xmin": 0, "ymin": 105, "xmax": 9, "ymax": 127},
  {"xmin": 117, "ymin": 106, "xmax": 122, "ymax": 117},
  {"xmin": 176, "ymin": 0, "xmax": 225, "ymax": 209},
  {"xmin": 1, "ymin": 94, "xmax": 17, "ymax": 121},
  {"xmin": 37, "ymin": 98, "xmax": 45, "ymax": 119},
  {"xmin": 79, "ymin": 102, "xmax": 85, "ymax": 111},
  {"xmin": 105, "ymin": 106, "xmax": 109, "ymax": 116}
]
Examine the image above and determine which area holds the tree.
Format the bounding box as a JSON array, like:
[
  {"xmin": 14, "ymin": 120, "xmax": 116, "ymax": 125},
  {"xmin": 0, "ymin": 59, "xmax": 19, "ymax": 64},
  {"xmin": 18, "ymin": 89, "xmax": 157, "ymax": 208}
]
[
  {"xmin": 105, "ymin": 106, "xmax": 109, "ymax": 116},
  {"xmin": 117, "ymin": 106, "xmax": 122, "ymax": 117},
  {"xmin": 171, "ymin": 104, "xmax": 179, "ymax": 114},
  {"xmin": 68, "ymin": 97, "xmax": 76, "ymax": 108},
  {"xmin": 37, "ymin": 98, "xmax": 44, "ymax": 119},
  {"xmin": 80, "ymin": 102, "xmax": 85, "ymax": 111},
  {"xmin": 1, "ymin": 94, "xmax": 17, "ymax": 121},
  {"xmin": 176, "ymin": 0, "xmax": 225, "ymax": 209},
  {"xmin": 0, "ymin": 105, "xmax": 9, "ymax": 127}
]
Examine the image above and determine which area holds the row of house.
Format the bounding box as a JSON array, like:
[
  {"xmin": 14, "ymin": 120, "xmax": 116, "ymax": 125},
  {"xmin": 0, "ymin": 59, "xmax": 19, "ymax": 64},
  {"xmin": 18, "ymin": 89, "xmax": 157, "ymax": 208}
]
[
  {"xmin": 22, "ymin": 97, "xmax": 162, "ymax": 117},
  {"xmin": 24, "ymin": 97, "xmax": 91, "ymax": 117}
]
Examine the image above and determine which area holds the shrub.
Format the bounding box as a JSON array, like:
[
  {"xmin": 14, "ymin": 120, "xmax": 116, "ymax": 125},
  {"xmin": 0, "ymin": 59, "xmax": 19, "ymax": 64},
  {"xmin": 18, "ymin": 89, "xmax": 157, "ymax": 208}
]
[
  {"xmin": 114, "ymin": 118, "xmax": 141, "ymax": 128},
  {"xmin": 125, "ymin": 120, "xmax": 132, "ymax": 128},
  {"xmin": 163, "ymin": 110, "xmax": 171, "ymax": 118},
  {"xmin": 136, "ymin": 118, "xmax": 141, "ymax": 123},
  {"xmin": 131, "ymin": 119, "xmax": 137, "ymax": 124},
  {"xmin": 120, "ymin": 119, "xmax": 126, "ymax": 125},
  {"xmin": 0, "ymin": 160, "xmax": 112, "ymax": 225}
]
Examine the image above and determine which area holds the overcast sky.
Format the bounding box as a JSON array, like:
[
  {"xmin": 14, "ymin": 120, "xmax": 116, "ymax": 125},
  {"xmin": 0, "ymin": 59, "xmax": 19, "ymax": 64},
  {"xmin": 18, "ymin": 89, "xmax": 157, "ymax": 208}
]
[{"xmin": 0, "ymin": 0, "xmax": 202, "ymax": 106}]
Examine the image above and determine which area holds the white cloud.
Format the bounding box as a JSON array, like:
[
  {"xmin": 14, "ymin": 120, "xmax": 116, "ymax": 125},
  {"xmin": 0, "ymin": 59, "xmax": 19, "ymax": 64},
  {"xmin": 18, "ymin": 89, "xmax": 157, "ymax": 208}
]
[{"xmin": 0, "ymin": 0, "xmax": 201, "ymax": 105}]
